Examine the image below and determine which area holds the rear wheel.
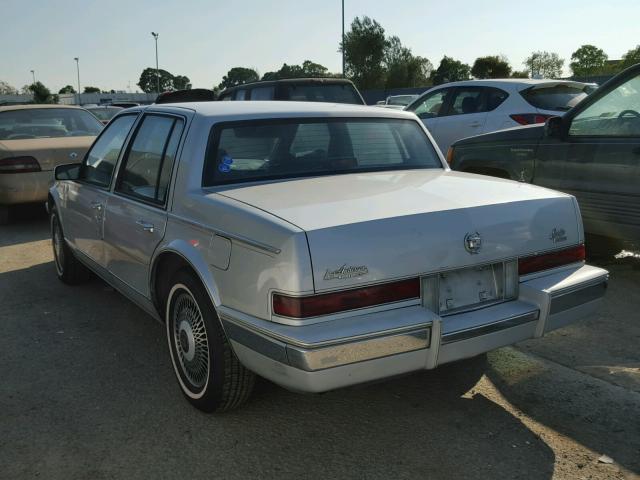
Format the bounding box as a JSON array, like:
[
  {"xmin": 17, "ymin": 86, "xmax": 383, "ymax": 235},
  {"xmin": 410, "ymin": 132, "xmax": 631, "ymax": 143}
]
[
  {"xmin": 50, "ymin": 207, "xmax": 90, "ymax": 284},
  {"xmin": 165, "ymin": 270, "xmax": 255, "ymax": 412}
]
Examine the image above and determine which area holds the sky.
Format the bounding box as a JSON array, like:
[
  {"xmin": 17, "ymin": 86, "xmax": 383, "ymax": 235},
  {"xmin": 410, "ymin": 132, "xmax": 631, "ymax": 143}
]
[{"xmin": 2, "ymin": 0, "xmax": 639, "ymax": 93}]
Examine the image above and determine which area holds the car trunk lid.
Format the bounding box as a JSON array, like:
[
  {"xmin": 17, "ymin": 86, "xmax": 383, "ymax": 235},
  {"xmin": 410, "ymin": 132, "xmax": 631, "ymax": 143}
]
[{"xmin": 0, "ymin": 136, "xmax": 94, "ymax": 171}]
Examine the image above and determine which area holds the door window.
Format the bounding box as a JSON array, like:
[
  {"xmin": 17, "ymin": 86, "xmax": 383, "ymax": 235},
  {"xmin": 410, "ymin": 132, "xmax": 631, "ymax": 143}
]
[
  {"xmin": 569, "ymin": 73, "xmax": 640, "ymax": 137},
  {"xmin": 81, "ymin": 114, "xmax": 137, "ymax": 187},
  {"xmin": 409, "ymin": 89, "xmax": 450, "ymax": 119},
  {"xmin": 250, "ymin": 86, "xmax": 275, "ymax": 100},
  {"xmin": 447, "ymin": 88, "xmax": 485, "ymax": 116},
  {"xmin": 115, "ymin": 115, "xmax": 184, "ymax": 205}
]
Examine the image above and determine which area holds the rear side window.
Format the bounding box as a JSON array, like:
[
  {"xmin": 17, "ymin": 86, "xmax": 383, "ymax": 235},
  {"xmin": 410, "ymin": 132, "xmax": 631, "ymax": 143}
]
[
  {"xmin": 250, "ymin": 86, "xmax": 275, "ymax": 100},
  {"xmin": 486, "ymin": 88, "xmax": 509, "ymax": 111},
  {"xmin": 203, "ymin": 118, "xmax": 441, "ymax": 186},
  {"xmin": 81, "ymin": 114, "xmax": 136, "ymax": 187},
  {"xmin": 116, "ymin": 115, "xmax": 184, "ymax": 205},
  {"xmin": 285, "ymin": 84, "xmax": 363, "ymax": 104},
  {"xmin": 235, "ymin": 90, "xmax": 247, "ymax": 101},
  {"xmin": 520, "ymin": 85, "xmax": 588, "ymax": 112}
]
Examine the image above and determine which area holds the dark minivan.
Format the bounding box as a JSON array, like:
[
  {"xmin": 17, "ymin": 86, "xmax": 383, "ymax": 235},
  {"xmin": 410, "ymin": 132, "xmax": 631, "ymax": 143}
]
[{"xmin": 217, "ymin": 78, "xmax": 365, "ymax": 105}]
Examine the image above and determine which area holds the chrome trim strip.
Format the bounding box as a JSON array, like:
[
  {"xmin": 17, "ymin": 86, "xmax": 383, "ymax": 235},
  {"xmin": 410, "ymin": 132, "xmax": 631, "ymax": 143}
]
[
  {"xmin": 169, "ymin": 213, "xmax": 282, "ymax": 254},
  {"xmin": 441, "ymin": 310, "xmax": 539, "ymax": 345},
  {"xmin": 286, "ymin": 328, "xmax": 430, "ymax": 372},
  {"xmin": 549, "ymin": 281, "xmax": 607, "ymax": 315}
]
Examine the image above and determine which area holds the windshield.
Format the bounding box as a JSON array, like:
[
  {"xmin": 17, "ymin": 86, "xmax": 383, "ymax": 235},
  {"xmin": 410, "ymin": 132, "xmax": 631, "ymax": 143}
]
[
  {"xmin": 203, "ymin": 118, "xmax": 442, "ymax": 186},
  {"xmin": 0, "ymin": 108, "xmax": 103, "ymax": 140},
  {"xmin": 87, "ymin": 107, "xmax": 122, "ymax": 121},
  {"xmin": 520, "ymin": 84, "xmax": 589, "ymax": 111}
]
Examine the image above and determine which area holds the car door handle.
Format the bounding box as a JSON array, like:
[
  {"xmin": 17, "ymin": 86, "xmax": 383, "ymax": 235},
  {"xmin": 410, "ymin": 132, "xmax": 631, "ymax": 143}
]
[
  {"xmin": 90, "ymin": 201, "xmax": 103, "ymax": 211},
  {"xmin": 136, "ymin": 220, "xmax": 155, "ymax": 233},
  {"xmin": 469, "ymin": 122, "xmax": 482, "ymax": 127}
]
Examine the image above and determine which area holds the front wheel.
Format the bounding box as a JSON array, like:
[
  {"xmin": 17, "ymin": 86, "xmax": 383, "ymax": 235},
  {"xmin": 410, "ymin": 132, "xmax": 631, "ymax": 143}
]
[{"xmin": 165, "ymin": 270, "xmax": 255, "ymax": 412}]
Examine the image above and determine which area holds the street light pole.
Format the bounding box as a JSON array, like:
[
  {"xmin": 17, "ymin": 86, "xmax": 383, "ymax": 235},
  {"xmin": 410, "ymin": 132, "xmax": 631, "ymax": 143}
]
[
  {"xmin": 74, "ymin": 57, "xmax": 81, "ymax": 105},
  {"xmin": 341, "ymin": 0, "xmax": 345, "ymax": 77},
  {"xmin": 151, "ymin": 32, "xmax": 160, "ymax": 93},
  {"xmin": 30, "ymin": 70, "xmax": 36, "ymax": 84}
]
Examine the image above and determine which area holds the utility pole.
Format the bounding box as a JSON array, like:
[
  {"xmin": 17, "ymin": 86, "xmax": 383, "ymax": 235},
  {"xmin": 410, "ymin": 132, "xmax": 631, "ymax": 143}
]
[
  {"xmin": 341, "ymin": 0, "xmax": 345, "ymax": 77},
  {"xmin": 74, "ymin": 57, "xmax": 81, "ymax": 105},
  {"xmin": 151, "ymin": 32, "xmax": 160, "ymax": 93},
  {"xmin": 30, "ymin": 70, "xmax": 36, "ymax": 84}
]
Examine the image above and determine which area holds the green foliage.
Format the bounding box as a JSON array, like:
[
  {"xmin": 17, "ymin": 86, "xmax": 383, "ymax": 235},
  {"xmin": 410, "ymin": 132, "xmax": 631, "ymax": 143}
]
[
  {"xmin": 430, "ymin": 56, "xmax": 471, "ymax": 85},
  {"xmin": 138, "ymin": 67, "xmax": 178, "ymax": 93},
  {"xmin": 524, "ymin": 51, "xmax": 564, "ymax": 78},
  {"xmin": 620, "ymin": 45, "xmax": 640, "ymax": 69},
  {"xmin": 0, "ymin": 80, "xmax": 18, "ymax": 95},
  {"xmin": 218, "ymin": 67, "xmax": 260, "ymax": 90},
  {"xmin": 341, "ymin": 16, "xmax": 387, "ymax": 90},
  {"xmin": 261, "ymin": 60, "xmax": 332, "ymax": 81},
  {"xmin": 570, "ymin": 45, "xmax": 608, "ymax": 76},
  {"xmin": 28, "ymin": 82, "xmax": 56, "ymax": 103},
  {"xmin": 510, "ymin": 70, "xmax": 530, "ymax": 79},
  {"xmin": 471, "ymin": 56, "xmax": 511, "ymax": 79},
  {"xmin": 83, "ymin": 86, "xmax": 100, "ymax": 93},
  {"xmin": 58, "ymin": 85, "xmax": 76, "ymax": 94},
  {"xmin": 384, "ymin": 36, "xmax": 432, "ymax": 88},
  {"xmin": 173, "ymin": 75, "xmax": 192, "ymax": 90}
]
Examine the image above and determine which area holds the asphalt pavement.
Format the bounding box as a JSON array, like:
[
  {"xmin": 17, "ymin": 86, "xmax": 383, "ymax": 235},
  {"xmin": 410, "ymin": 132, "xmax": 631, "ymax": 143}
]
[{"xmin": 1, "ymin": 207, "xmax": 638, "ymax": 480}]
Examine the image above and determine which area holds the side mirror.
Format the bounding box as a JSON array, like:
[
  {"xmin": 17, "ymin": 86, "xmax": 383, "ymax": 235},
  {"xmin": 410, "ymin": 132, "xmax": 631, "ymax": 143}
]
[
  {"xmin": 544, "ymin": 116, "xmax": 566, "ymax": 139},
  {"xmin": 54, "ymin": 163, "xmax": 81, "ymax": 181}
]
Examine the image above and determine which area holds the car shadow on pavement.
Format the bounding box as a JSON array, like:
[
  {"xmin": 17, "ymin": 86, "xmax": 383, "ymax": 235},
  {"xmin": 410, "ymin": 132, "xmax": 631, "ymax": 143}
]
[
  {"xmin": 0, "ymin": 261, "xmax": 556, "ymax": 479},
  {"xmin": 0, "ymin": 205, "xmax": 50, "ymax": 247}
]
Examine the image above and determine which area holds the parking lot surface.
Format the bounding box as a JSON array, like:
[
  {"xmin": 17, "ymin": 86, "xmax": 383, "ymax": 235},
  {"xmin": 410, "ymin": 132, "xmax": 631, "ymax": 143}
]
[{"xmin": 1, "ymin": 209, "xmax": 639, "ymax": 480}]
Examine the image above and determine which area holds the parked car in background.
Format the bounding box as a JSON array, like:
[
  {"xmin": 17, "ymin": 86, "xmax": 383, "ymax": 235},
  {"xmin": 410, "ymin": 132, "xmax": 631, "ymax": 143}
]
[
  {"xmin": 85, "ymin": 105, "xmax": 123, "ymax": 125},
  {"xmin": 49, "ymin": 101, "xmax": 607, "ymax": 413},
  {"xmin": 0, "ymin": 105, "xmax": 103, "ymax": 223},
  {"xmin": 376, "ymin": 94, "xmax": 420, "ymax": 109},
  {"xmin": 218, "ymin": 78, "xmax": 365, "ymax": 104},
  {"xmin": 110, "ymin": 101, "xmax": 140, "ymax": 109},
  {"xmin": 405, "ymin": 79, "xmax": 593, "ymax": 153},
  {"xmin": 448, "ymin": 63, "xmax": 640, "ymax": 252},
  {"xmin": 155, "ymin": 88, "xmax": 217, "ymax": 104}
]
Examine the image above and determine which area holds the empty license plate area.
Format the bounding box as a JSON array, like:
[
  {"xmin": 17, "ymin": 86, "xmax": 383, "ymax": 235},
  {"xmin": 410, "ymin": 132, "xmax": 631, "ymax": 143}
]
[{"xmin": 422, "ymin": 261, "xmax": 518, "ymax": 316}]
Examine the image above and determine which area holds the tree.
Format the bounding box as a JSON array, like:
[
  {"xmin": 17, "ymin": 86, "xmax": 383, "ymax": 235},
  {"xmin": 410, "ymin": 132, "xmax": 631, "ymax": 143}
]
[
  {"xmin": 83, "ymin": 86, "xmax": 100, "ymax": 93},
  {"xmin": 0, "ymin": 81, "xmax": 18, "ymax": 95},
  {"xmin": 28, "ymin": 82, "xmax": 56, "ymax": 103},
  {"xmin": 383, "ymin": 36, "xmax": 432, "ymax": 88},
  {"xmin": 261, "ymin": 60, "xmax": 332, "ymax": 81},
  {"xmin": 218, "ymin": 67, "xmax": 259, "ymax": 90},
  {"xmin": 138, "ymin": 67, "xmax": 175, "ymax": 93},
  {"xmin": 471, "ymin": 55, "xmax": 511, "ymax": 79},
  {"xmin": 341, "ymin": 16, "xmax": 387, "ymax": 89},
  {"xmin": 58, "ymin": 85, "xmax": 76, "ymax": 94},
  {"xmin": 524, "ymin": 51, "xmax": 564, "ymax": 78},
  {"xmin": 620, "ymin": 45, "xmax": 640, "ymax": 69},
  {"xmin": 173, "ymin": 75, "xmax": 192, "ymax": 90},
  {"xmin": 511, "ymin": 70, "xmax": 529, "ymax": 79},
  {"xmin": 430, "ymin": 56, "xmax": 471, "ymax": 85},
  {"xmin": 570, "ymin": 45, "xmax": 608, "ymax": 76}
]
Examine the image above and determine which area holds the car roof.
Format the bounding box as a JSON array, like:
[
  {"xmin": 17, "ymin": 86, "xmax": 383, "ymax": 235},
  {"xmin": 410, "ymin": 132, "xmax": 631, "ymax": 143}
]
[
  {"xmin": 143, "ymin": 100, "xmax": 416, "ymax": 120},
  {"xmin": 220, "ymin": 77, "xmax": 356, "ymax": 93},
  {"xmin": 0, "ymin": 104, "xmax": 85, "ymax": 112},
  {"xmin": 427, "ymin": 78, "xmax": 590, "ymax": 89}
]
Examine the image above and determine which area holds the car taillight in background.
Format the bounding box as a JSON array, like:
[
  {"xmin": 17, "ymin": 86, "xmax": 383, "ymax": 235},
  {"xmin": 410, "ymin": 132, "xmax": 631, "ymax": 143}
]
[
  {"xmin": 0, "ymin": 156, "xmax": 42, "ymax": 174},
  {"xmin": 510, "ymin": 113, "xmax": 554, "ymax": 126},
  {"xmin": 273, "ymin": 277, "xmax": 420, "ymax": 318},
  {"xmin": 518, "ymin": 244, "xmax": 585, "ymax": 275},
  {"xmin": 446, "ymin": 147, "xmax": 455, "ymax": 166}
]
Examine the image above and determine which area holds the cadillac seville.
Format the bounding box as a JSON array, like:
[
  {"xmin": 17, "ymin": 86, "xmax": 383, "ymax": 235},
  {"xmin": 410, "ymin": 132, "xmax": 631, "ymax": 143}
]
[{"xmin": 48, "ymin": 102, "xmax": 609, "ymax": 412}]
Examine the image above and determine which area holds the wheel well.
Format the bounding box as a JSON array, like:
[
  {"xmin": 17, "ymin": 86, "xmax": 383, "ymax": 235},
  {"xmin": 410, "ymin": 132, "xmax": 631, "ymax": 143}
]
[
  {"xmin": 151, "ymin": 252, "xmax": 199, "ymax": 322},
  {"xmin": 463, "ymin": 166, "xmax": 512, "ymax": 179}
]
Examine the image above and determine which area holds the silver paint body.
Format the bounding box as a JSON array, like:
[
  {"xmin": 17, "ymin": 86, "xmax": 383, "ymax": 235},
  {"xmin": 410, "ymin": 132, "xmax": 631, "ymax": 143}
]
[{"xmin": 50, "ymin": 101, "xmax": 609, "ymax": 393}]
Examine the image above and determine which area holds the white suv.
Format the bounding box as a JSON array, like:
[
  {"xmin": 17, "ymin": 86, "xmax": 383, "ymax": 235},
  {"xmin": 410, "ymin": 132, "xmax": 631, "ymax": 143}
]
[{"xmin": 405, "ymin": 79, "xmax": 594, "ymax": 153}]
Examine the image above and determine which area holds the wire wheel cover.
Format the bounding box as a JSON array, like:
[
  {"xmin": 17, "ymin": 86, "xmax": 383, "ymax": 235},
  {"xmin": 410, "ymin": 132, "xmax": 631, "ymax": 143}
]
[{"xmin": 172, "ymin": 291, "xmax": 210, "ymax": 389}]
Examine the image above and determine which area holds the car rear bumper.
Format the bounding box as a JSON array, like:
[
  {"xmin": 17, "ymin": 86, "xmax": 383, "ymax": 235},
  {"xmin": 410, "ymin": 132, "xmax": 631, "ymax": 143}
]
[
  {"xmin": 220, "ymin": 264, "xmax": 608, "ymax": 393},
  {"xmin": 0, "ymin": 171, "xmax": 52, "ymax": 205}
]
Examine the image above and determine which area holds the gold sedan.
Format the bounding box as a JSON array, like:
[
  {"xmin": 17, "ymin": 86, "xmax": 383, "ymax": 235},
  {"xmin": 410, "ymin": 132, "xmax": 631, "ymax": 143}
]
[{"xmin": 0, "ymin": 104, "xmax": 103, "ymax": 223}]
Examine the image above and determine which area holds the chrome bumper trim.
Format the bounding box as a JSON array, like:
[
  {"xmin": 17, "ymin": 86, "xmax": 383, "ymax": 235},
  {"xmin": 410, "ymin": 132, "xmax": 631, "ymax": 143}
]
[
  {"xmin": 441, "ymin": 310, "xmax": 539, "ymax": 345},
  {"xmin": 549, "ymin": 280, "xmax": 608, "ymax": 315}
]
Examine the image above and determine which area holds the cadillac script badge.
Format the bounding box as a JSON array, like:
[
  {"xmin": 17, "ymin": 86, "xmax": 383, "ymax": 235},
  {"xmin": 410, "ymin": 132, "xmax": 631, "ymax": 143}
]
[
  {"xmin": 549, "ymin": 227, "xmax": 567, "ymax": 244},
  {"xmin": 324, "ymin": 264, "xmax": 369, "ymax": 280}
]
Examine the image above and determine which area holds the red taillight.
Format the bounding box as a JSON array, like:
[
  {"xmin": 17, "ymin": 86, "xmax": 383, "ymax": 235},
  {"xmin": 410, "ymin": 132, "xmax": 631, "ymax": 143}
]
[
  {"xmin": 273, "ymin": 278, "xmax": 420, "ymax": 318},
  {"xmin": 510, "ymin": 114, "xmax": 553, "ymax": 126},
  {"xmin": 518, "ymin": 245, "xmax": 585, "ymax": 275},
  {"xmin": 0, "ymin": 156, "xmax": 41, "ymax": 174}
]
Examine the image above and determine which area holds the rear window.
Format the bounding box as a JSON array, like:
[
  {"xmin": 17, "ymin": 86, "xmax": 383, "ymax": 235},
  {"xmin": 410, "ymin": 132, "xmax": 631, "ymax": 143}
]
[
  {"xmin": 203, "ymin": 118, "xmax": 441, "ymax": 186},
  {"xmin": 0, "ymin": 108, "xmax": 103, "ymax": 140},
  {"xmin": 285, "ymin": 84, "xmax": 363, "ymax": 104},
  {"xmin": 520, "ymin": 85, "xmax": 589, "ymax": 111}
]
